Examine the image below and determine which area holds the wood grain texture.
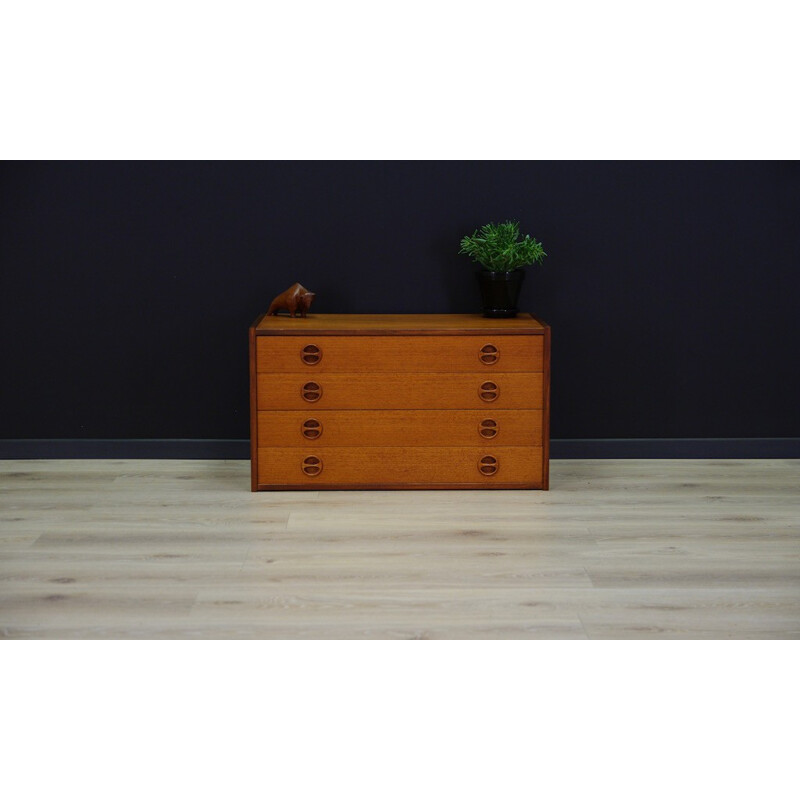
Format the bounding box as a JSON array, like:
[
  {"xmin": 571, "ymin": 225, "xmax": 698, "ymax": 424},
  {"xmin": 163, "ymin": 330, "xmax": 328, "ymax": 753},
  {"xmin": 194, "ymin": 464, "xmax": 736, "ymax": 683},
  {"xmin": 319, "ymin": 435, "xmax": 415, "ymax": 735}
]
[
  {"xmin": 254, "ymin": 312, "xmax": 546, "ymax": 335},
  {"xmin": 249, "ymin": 314, "xmax": 264, "ymax": 491},
  {"xmin": 257, "ymin": 410, "xmax": 543, "ymax": 447},
  {"xmin": 251, "ymin": 313, "xmax": 549, "ymax": 491},
  {"xmin": 256, "ymin": 335, "xmax": 544, "ymax": 373},
  {"xmin": 256, "ymin": 446, "xmax": 544, "ymax": 488},
  {"xmin": 1, "ymin": 459, "xmax": 798, "ymax": 639},
  {"xmin": 541, "ymin": 322, "xmax": 551, "ymax": 490},
  {"xmin": 256, "ymin": 372, "xmax": 544, "ymax": 410}
]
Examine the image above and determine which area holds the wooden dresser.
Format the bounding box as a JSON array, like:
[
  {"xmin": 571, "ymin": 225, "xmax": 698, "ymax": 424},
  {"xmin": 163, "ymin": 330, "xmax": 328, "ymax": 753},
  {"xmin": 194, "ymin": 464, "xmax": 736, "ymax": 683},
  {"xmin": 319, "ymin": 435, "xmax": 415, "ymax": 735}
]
[{"xmin": 249, "ymin": 314, "xmax": 550, "ymax": 490}]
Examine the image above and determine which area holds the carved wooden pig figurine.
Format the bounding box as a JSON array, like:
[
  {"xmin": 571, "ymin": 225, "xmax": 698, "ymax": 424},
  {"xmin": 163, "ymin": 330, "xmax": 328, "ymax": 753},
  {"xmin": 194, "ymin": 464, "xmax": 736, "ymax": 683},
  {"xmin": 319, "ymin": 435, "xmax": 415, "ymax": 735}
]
[{"xmin": 266, "ymin": 283, "xmax": 316, "ymax": 318}]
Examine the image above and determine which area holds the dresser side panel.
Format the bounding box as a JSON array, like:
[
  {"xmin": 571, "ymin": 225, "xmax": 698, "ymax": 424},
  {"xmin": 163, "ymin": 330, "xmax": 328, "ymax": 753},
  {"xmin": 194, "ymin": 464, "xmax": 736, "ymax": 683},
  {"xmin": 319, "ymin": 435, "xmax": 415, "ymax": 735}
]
[
  {"xmin": 542, "ymin": 322, "xmax": 551, "ymax": 490},
  {"xmin": 249, "ymin": 316, "xmax": 264, "ymax": 491}
]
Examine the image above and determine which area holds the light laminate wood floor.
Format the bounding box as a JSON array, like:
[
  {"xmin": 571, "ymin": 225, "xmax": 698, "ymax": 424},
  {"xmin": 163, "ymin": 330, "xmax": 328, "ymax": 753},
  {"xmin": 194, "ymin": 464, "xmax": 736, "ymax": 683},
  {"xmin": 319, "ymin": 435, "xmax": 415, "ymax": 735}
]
[{"xmin": 1, "ymin": 459, "xmax": 798, "ymax": 639}]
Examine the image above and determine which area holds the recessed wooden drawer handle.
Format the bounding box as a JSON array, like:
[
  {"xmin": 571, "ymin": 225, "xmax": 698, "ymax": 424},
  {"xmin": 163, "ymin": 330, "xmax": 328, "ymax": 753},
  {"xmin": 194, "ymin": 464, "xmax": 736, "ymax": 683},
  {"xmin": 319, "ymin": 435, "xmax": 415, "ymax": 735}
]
[
  {"xmin": 301, "ymin": 344, "xmax": 322, "ymax": 365},
  {"xmin": 479, "ymin": 343, "xmax": 499, "ymax": 365},
  {"xmin": 302, "ymin": 419, "xmax": 322, "ymax": 439},
  {"xmin": 479, "ymin": 381, "xmax": 499, "ymax": 402},
  {"xmin": 479, "ymin": 419, "xmax": 498, "ymax": 439},
  {"xmin": 478, "ymin": 455, "xmax": 498, "ymax": 476},
  {"xmin": 301, "ymin": 455, "xmax": 323, "ymax": 476},
  {"xmin": 301, "ymin": 381, "xmax": 322, "ymax": 402}
]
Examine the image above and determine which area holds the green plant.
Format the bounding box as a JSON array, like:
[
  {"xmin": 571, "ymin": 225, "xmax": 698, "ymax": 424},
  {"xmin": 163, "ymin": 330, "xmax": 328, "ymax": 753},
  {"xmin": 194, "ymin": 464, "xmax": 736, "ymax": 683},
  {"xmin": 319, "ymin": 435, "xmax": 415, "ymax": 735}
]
[{"xmin": 459, "ymin": 220, "xmax": 547, "ymax": 272}]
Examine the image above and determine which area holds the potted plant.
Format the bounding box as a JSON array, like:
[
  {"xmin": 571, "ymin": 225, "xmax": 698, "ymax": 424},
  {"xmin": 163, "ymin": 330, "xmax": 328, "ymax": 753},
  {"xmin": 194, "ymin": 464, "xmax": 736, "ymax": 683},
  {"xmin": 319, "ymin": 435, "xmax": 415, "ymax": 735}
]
[{"xmin": 459, "ymin": 220, "xmax": 547, "ymax": 317}]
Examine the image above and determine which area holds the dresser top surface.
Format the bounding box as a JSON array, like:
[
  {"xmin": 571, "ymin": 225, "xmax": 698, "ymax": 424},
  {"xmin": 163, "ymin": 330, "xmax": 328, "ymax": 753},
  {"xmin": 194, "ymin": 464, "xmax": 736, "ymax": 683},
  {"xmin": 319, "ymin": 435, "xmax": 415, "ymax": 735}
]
[{"xmin": 253, "ymin": 313, "xmax": 547, "ymax": 336}]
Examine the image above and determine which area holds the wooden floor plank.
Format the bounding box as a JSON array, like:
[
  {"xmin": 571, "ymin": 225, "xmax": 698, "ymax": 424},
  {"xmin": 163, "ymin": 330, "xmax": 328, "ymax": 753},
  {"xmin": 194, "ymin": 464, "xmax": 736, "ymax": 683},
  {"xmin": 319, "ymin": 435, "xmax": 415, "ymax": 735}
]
[{"xmin": 0, "ymin": 458, "xmax": 798, "ymax": 639}]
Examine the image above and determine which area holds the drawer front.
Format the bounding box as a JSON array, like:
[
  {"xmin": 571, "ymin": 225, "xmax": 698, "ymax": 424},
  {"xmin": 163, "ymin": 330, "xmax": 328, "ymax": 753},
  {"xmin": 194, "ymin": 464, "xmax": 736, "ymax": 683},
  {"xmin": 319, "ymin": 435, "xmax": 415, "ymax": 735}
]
[
  {"xmin": 256, "ymin": 446, "xmax": 544, "ymax": 488},
  {"xmin": 257, "ymin": 410, "xmax": 542, "ymax": 447},
  {"xmin": 256, "ymin": 335, "xmax": 543, "ymax": 373},
  {"xmin": 256, "ymin": 372, "xmax": 543, "ymax": 410}
]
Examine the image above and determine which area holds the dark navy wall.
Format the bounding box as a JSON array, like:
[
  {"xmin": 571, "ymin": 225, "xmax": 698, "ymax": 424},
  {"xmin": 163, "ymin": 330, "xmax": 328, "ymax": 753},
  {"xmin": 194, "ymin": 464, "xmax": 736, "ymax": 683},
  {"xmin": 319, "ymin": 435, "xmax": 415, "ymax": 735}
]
[{"xmin": 1, "ymin": 161, "xmax": 798, "ymax": 441}]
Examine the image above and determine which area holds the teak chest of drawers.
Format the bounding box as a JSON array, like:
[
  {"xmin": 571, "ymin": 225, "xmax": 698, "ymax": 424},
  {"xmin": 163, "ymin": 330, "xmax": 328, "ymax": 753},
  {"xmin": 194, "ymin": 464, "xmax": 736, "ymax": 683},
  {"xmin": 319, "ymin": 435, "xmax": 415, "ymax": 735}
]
[{"xmin": 249, "ymin": 313, "xmax": 550, "ymax": 490}]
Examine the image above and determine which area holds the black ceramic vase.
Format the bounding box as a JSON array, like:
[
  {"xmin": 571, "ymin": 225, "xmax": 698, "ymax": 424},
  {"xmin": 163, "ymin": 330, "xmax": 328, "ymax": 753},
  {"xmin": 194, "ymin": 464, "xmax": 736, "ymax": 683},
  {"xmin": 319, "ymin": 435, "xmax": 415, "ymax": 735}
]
[{"xmin": 476, "ymin": 269, "xmax": 525, "ymax": 318}]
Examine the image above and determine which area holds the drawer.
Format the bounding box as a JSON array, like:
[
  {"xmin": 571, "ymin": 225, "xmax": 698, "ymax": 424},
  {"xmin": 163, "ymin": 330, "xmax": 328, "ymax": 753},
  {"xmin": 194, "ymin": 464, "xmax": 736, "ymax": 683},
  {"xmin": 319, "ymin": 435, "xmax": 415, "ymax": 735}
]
[
  {"xmin": 256, "ymin": 446, "xmax": 544, "ymax": 488},
  {"xmin": 256, "ymin": 335, "xmax": 543, "ymax": 373},
  {"xmin": 257, "ymin": 410, "xmax": 543, "ymax": 447},
  {"xmin": 256, "ymin": 372, "xmax": 544, "ymax": 410}
]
